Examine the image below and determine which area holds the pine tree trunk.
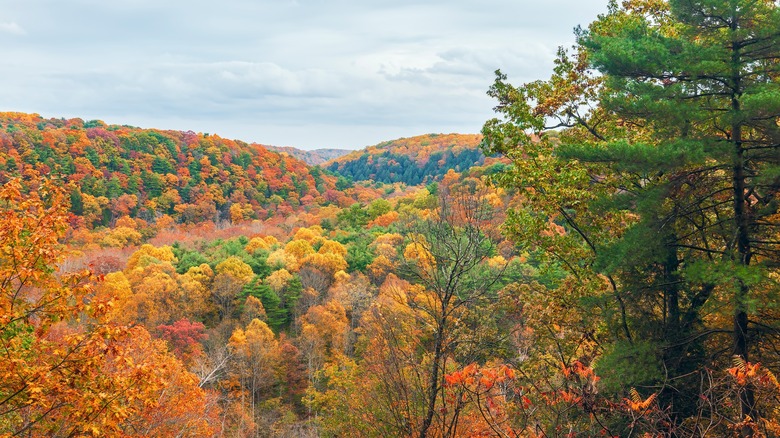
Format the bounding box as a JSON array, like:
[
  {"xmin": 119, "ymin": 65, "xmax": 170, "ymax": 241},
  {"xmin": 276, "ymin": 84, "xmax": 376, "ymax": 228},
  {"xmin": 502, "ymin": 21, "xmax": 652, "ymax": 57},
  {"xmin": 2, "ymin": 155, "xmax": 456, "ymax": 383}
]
[{"xmin": 731, "ymin": 37, "xmax": 755, "ymax": 434}]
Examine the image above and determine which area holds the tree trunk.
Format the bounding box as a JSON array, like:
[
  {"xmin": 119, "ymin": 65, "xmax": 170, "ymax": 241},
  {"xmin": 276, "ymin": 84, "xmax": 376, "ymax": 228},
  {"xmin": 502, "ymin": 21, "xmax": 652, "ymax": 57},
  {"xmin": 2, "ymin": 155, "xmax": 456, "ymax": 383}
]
[
  {"xmin": 419, "ymin": 316, "xmax": 445, "ymax": 438},
  {"xmin": 731, "ymin": 36, "xmax": 755, "ymax": 434}
]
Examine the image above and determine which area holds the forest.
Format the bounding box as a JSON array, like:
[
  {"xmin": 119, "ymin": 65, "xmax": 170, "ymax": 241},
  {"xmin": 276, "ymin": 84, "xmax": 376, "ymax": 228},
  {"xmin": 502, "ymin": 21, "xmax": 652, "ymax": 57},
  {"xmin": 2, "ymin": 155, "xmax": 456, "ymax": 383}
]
[
  {"xmin": 1, "ymin": 0, "xmax": 779, "ymax": 437},
  {"xmin": 326, "ymin": 134, "xmax": 486, "ymax": 186}
]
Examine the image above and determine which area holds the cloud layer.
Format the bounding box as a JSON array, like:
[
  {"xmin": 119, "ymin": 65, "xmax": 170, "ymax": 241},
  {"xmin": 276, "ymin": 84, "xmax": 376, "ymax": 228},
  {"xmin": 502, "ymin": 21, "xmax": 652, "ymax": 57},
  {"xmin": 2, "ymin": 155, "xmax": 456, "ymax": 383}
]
[{"xmin": 0, "ymin": 0, "xmax": 606, "ymax": 149}]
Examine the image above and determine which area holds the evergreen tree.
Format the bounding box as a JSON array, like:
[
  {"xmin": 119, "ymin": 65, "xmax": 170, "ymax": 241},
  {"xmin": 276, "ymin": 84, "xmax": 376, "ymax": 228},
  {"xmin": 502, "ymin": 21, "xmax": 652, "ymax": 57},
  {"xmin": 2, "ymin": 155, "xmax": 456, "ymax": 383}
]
[
  {"xmin": 483, "ymin": 0, "xmax": 780, "ymax": 431},
  {"xmin": 69, "ymin": 188, "xmax": 84, "ymax": 216},
  {"xmin": 243, "ymin": 279, "xmax": 287, "ymax": 332}
]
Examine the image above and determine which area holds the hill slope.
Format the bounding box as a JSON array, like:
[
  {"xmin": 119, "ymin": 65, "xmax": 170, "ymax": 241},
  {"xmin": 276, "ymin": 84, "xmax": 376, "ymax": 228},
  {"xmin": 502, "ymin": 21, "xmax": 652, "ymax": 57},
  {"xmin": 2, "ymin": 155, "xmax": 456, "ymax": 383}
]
[
  {"xmin": 324, "ymin": 133, "xmax": 485, "ymax": 185},
  {"xmin": 0, "ymin": 112, "xmax": 338, "ymax": 226}
]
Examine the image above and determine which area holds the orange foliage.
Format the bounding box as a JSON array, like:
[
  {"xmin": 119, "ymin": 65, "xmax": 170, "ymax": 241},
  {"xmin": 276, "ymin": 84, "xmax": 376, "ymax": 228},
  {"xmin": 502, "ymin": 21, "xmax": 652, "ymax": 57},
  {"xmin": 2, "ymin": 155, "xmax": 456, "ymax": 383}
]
[
  {"xmin": 0, "ymin": 175, "xmax": 217, "ymax": 436},
  {"xmin": 366, "ymin": 210, "xmax": 399, "ymax": 228}
]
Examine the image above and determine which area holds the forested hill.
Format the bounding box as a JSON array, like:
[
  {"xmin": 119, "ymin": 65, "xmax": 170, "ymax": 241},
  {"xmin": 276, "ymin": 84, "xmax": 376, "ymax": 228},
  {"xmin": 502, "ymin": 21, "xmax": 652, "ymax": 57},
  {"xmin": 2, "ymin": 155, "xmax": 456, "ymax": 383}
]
[
  {"xmin": 325, "ymin": 133, "xmax": 485, "ymax": 185},
  {"xmin": 0, "ymin": 112, "xmax": 339, "ymax": 227},
  {"xmin": 265, "ymin": 146, "xmax": 351, "ymax": 166}
]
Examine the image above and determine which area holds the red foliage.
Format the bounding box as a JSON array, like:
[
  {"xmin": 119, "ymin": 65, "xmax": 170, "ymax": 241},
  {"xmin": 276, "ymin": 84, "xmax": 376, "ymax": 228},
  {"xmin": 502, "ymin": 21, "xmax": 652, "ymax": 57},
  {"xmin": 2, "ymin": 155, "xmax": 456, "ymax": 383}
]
[{"xmin": 157, "ymin": 318, "xmax": 208, "ymax": 362}]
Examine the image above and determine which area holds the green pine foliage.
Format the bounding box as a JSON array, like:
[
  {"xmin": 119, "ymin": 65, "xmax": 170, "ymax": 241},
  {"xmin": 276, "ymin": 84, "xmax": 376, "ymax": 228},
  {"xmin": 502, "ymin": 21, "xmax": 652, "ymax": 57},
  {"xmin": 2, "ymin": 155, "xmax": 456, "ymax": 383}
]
[
  {"xmin": 326, "ymin": 134, "xmax": 486, "ymax": 185},
  {"xmin": 483, "ymin": 0, "xmax": 780, "ymax": 428}
]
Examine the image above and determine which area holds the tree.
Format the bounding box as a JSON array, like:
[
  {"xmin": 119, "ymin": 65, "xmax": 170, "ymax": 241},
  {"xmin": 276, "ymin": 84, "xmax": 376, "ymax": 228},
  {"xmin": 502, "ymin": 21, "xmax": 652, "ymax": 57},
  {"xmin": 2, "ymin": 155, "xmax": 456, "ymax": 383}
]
[
  {"xmin": 227, "ymin": 319, "xmax": 279, "ymax": 430},
  {"xmin": 243, "ymin": 278, "xmax": 288, "ymax": 333},
  {"xmin": 158, "ymin": 318, "xmax": 208, "ymax": 364},
  {"xmin": 339, "ymin": 188, "xmax": 507, "ymax": 437},
  {"xmin": 0, "ymin": 175, "xmax": 100, "ymax": 434},
  {"xmin": 366, "ymin": 198, "xmax": 392, "ymax": 219},
  {"xmin": 337, "ymin": 203, "xmax": 370, "ymax": 230},
  {"xmin": 213, "ymin": 256, "xmax": 255, "ymax": 320},
  {"xmin": 0, "ymin": 175, "xmax": 218, "ymax": 436},
  {"xmin": 299, "ymin": 299, "xmax": 349, "ymax": 401},
  {"xmin": 407, "ymin": 188, "xmax": 508, "ymax": 438},
  {"xmin": 482, "ymin": 0, "xmax": 780, "ymax": 433}
]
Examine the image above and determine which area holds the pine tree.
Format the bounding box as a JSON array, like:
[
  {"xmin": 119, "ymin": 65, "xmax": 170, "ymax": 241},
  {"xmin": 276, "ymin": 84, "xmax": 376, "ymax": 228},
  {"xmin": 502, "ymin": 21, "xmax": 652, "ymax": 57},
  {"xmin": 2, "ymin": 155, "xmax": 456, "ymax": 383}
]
[{"xmin": 483, "ymin": 0, "xmax": 780, "ymax": 431}]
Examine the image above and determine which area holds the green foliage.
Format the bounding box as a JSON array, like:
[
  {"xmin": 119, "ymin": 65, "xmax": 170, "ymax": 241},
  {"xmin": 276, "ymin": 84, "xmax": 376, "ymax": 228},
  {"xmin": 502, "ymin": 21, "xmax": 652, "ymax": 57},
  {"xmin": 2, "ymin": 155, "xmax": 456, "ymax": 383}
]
[
  {"xmin": 482, "ymin": 0, "xmax": 780, "ymax": 428},
  {"xmin": 69, "ymin": 188, "xmax": 83, "ymax": 216},
  {"xmin": 366, "ymin": 199, "xmax": 391, "ymax": 219},
  {"xmin": 243, "ymin": 279, "xmax": 287, "ymax": 332},
  {"xmin": 595, "ymin": 341, "xmax": 663, "ymax": 394},
  {"xmin": 336, "ymin": 204, "xmax": 370, "ymax": 230},
  {"xmin": 279, "ymin": 275, "xmax": 302, "ymax": 329},
  {"xmin": 173, "ymin": 247, "xmax": 209, "ymax": 274},
  {"xmin": 346, "ymin": 243, "xmax": 374, "ymax": 273},
  {"xmin": 247, "ymin": 252, "xmax": 272, "ymax": 278},
  {"xmin": 335, "ymin": 176, "xmax": 352, "ymax": 191},
  {"xmin": 327, "ymin": 134, "xmax": 486, "ymax": 185},
  {"xmin": 151, "ymin": 156, "xmax": 174, "ymax": 174},
  {"xmin": 106, "ymin": 177, "xmax": 122, "ymax": 199},
  {"xmin": 141, "ymin": 171, "xmax": 163, "ymax": 198}
]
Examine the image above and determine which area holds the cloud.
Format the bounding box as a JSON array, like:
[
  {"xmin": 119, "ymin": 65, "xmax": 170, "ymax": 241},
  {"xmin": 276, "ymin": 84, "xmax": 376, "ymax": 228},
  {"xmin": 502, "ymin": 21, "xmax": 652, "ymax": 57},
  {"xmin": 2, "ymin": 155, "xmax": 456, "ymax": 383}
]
[
  {"xmin": 0, "ymin": 22, "xmax": 25, "ymax": 35},
  {"xmin": 0, "ymin": 0, "xmax": 609, "ymax": 149}
]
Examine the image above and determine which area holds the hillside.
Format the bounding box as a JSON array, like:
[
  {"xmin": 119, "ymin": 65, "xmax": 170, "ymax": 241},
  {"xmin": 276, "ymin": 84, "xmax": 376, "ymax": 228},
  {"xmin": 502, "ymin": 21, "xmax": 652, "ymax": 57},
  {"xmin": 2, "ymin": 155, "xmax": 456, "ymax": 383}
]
[
  {"xmin": 265, "ymin": 146, "xmax": 352, "ymax": 166},
  {"xmin": 324, "ymin": 133, "xmax": 485, "ymax": 185},
  {"xmin": 0, "ymin": 112, "xmax": 341, "ymax": 227}
]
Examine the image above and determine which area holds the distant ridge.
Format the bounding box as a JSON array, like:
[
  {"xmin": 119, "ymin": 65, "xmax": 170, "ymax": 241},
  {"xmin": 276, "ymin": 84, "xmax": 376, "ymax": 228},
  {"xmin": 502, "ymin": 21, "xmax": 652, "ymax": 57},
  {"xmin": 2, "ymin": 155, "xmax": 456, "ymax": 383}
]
[
  {"xmin": 324, "ymin": 133, "xmax": 485, "ymax": 185},
  {"xmin": 265, "ymin": 146, "xmax": 351, "ymax": 166}
]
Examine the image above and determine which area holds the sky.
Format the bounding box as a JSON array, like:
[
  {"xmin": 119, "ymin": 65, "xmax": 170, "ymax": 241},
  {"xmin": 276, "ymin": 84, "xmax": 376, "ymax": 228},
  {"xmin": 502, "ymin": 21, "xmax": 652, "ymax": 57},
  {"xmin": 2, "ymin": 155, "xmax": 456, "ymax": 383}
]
[{"xmin": 0, "ymin": 0, "xmax": 607, "ymax": 150}]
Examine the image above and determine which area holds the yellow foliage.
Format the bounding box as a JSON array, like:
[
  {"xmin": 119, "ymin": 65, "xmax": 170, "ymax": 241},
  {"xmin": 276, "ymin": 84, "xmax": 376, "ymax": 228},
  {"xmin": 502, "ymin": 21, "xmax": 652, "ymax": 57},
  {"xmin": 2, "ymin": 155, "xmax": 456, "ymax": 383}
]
[
  {"xmin": 179, "ymin": 264, "xmax": 215, "ymax": 318},
  {"xmin": 114, "ymin": 216, "xmax": 137, "ymax": 228},
  {"xmin": 183, "ymin": 263, "xmax": 214, "ymax": 286},
  {"xmin": 102, "ymin": 271, "xmax": 132, "ymax": 296},
  {"xmin": 242, "ymin": 295, "xmax": 267, "ymax": 323},
  {"xmin": 318, "ymin": 239, "xmax": 347, "ymax": 257},
  {"xmin": 245, "ymin": 236, "xmax": 271, "ymax": 253},
  {"xmin": 412, "ymin": 188, "xmax": 437, "ymax": 210},
  {"xmin": 121, "ymin": 266, "xmax": 179, "ymax": 327},
  {"xmin": 317, "ymin": 205, "xmax": 341, "ymax": 222},
  {"xmin": 101, "ymin": 226, "xmax": 143, "ymax": 248},
  {"xmin": 285, "ymin": 239, "xmax": 315, "ymax": 260},
  {"xmin": 373, "ymin": 242, "xmax": 397, "ymax": 260},
  {"xmin": 304, "ymin": 252, "xmax": 348, "ymax": 276},
  {"xmin": 126, "ymin": 244, "xmax": 177, "ymax": 272},
  {"xmin": 376, "ymin": 274, "xmax": 411, "ymax": 310},
  {"xmin": 243, "ymin": 318, "xmax": 277, "ymax": 346},
  {"xmin": 367, "ymin": 255, "xmax": 395, "ymax": 284},
  {"xmin": 334, "ymin": 270, "xmax": 350, "ymax": 284},
  {"xmin": 81, "ymin": 193, "xmax": 109, "ymax": 225},
  {"xmin": 403, "ymin": 241, "xmax": 436, "ymax": 271},
  {"xmin": 227, "ymin": 319, "xmax": 279, "ymax": 403},
  {"xmin": 215, "ymin": 256, "xmax": 254, "ymax": 283},
  {"xmin": 373, "ymin": 233, "xmax": 404, "ymax": 259},
  {"xmin": 487, "ymin": 255, "xmax": 508, "ymax": 269},
  {"xmin": 229, "ymin": 203, "xmax": 254, "ymax": 223},
  {"xmin": 293, "ymin": 227, "xmax": 323, "ymax": 243},
  {"xmin": 0, "ymin": 176, "xmax": 219, "ymax": 436},
  {"xmin": 268, "ymin": 248, "xmax": 298, "ymax": 271},
  {"xmin": 484, "ymin": 192, "xmax": 504, "ymax": 208},
  {"xmin": 301, "ymin": 299, "xmax": 349, "ymax": 356},
  {"xmin": 266, "ymin": 269, "xmax": 294, "ymax": 292}
]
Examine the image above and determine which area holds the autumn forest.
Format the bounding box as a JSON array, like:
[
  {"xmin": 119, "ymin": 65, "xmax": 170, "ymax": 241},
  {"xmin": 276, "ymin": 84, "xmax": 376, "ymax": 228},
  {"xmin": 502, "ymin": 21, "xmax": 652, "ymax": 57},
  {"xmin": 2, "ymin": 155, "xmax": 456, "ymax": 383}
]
[{"xmin": 2, "ymin": 1, "xmax": 780, "ymax": 437}]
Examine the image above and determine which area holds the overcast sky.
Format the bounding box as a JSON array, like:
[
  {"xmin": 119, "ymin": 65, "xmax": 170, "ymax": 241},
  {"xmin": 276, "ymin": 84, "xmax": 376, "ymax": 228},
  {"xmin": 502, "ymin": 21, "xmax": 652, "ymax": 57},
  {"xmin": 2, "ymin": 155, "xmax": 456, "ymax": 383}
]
[{"xmin": 1, "ymin": 0, "xmax": 607, "ymax": 150}]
